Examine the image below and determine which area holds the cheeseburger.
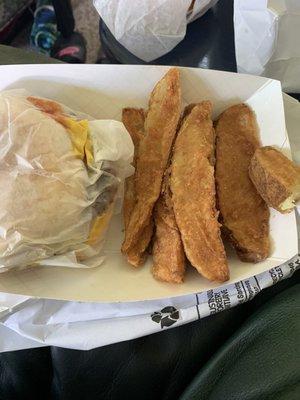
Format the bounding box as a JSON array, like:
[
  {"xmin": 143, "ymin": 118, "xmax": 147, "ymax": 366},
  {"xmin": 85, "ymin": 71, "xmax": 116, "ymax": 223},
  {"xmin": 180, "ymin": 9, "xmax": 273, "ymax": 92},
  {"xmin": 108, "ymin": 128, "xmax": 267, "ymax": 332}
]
[{"xmin": 0, "ymin": 90, "xmax": 133, "ymax": 272}]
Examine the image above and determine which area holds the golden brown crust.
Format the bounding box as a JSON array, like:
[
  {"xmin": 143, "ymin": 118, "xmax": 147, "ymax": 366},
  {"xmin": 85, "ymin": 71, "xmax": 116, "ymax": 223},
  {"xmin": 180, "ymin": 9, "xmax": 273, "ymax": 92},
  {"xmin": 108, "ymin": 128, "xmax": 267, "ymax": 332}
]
[
  {"xmin": 122, "ymin": 108, "xmax": 145, "ymax": 149},
  {"xmin": 121, "ymin": 108, "xmax": 154, "ymax": 266},
  {"xmin": 249, "ymin": 146, "xmax": 300, "ymax": 213},
  {"xmin": 181, "ymin": 103, "xmax": 197, "ymax": 120},
  {"xmin": 215, "ymin": 104, "xmax": 270, "ymax": 263},
  {"xmin": 122, "ymin": 108, "xmax": 145, "ymax": 230},
  {"xmin": 122, "ymin": 68, "xmax": 181, "ymax": 261},
  {"xmin": 151, "ymin": 104, "xmax": 199, "ymax": 282},
  {"xmin": 125, "ymin": 221, "xmax": 154, "ymax": 266},
  {"xmin": 152, "ymin": 169, "xmax": 186, "ymax": 283},
  {"xmin": 170, "ymin": 101, "xmax": 229, "ymax": 282}
]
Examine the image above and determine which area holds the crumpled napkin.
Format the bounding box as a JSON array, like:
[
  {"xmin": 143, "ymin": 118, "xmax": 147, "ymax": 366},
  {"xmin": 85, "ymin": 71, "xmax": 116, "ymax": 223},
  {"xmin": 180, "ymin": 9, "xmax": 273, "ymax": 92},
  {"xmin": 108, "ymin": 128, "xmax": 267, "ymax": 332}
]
[
  {"xmin": 234, "ymin": 0, "xmax": 300, "ymax": 92},
  {"xmin": 94, "ymin": 0, "xmax": 218, "ymax": 61}
]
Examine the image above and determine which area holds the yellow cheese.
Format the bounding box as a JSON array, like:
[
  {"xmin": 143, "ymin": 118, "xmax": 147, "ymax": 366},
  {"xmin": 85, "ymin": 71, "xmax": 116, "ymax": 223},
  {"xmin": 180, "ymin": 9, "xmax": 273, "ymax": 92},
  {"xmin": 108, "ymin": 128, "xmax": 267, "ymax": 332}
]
[
  {"xmin": 87, "ymin": 203, "xmax": 114, "ymax": 246},
  {"xmin": 64, "ymin": 117, "xmax": 112, "ymax": 245},
  {"xmin": 63, "ymin": 118, "xmax": 94, "ymax": 167}
]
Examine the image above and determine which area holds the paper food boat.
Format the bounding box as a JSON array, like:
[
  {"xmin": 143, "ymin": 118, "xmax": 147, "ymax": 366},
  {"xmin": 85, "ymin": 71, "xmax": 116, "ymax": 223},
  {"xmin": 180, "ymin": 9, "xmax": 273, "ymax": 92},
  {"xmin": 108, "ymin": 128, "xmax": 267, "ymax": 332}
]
[{"xmin": 0, "ymin": 64, "xmax": 297, "ymax": 302}]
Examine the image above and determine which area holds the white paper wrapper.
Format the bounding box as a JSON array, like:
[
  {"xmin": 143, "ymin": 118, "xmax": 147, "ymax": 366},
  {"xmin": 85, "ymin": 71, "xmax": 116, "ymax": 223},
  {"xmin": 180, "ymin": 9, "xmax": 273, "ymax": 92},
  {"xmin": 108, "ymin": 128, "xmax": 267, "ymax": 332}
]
[
  {"xmin": 0, "ymin": 92, "xmax": 299, "ymax": 353},
  {"xmin": 93, "ymin": 0, "xmax": 218, "ymax": 61},
  {"xmin": 0, "ymin": 90, "xmax": 134, "ymax": 273},
  {"xmin": 234, "ymin": 0, "xmax": 300, "ymax": 92}
]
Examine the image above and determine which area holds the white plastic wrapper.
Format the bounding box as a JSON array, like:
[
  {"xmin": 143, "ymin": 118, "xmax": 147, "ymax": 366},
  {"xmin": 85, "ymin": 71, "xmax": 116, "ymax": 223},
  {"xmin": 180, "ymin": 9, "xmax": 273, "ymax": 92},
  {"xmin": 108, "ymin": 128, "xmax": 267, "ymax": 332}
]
[
  {"xmin": 234, "ymin": 0, "xmax": 300, "ymax": 92},
  {"xmin": 0, "ymin": 90, "xmax": 134, "ymax": 272},
  {"xmin": 93, "ymin": 0, "xmax": 219, "ymax": 62}
]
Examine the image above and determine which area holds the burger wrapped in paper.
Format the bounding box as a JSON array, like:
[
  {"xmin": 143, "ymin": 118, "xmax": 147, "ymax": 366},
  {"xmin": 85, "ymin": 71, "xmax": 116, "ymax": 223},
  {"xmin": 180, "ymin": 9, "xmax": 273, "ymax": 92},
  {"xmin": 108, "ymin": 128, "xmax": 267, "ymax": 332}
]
[{"xmin": 0, "ymin": 90, "xmax": 134, "ymax": 272}]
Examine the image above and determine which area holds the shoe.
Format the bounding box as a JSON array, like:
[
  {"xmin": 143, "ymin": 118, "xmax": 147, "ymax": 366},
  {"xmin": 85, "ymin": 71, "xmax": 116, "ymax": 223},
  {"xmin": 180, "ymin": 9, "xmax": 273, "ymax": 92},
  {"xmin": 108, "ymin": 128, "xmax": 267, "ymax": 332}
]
[{"xmin": 51, "ymin": 31, "xmax": 86, "ymax": 63}]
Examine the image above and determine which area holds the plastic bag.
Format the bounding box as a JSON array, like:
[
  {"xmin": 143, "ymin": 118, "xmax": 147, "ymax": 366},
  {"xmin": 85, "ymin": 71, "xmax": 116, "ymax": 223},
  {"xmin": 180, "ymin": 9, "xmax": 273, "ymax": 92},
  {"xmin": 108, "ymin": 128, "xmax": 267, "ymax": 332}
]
[
  {"xmin": 234, "ymin": 0, "xmax": 300, "ymax": 92},
  {"xmin": 93, "ymin": 0, "xmax": 219, "ymax": 62},
  {"xmin": 0, "ymin": 89, "xmax": 134, "ymax": 272}
]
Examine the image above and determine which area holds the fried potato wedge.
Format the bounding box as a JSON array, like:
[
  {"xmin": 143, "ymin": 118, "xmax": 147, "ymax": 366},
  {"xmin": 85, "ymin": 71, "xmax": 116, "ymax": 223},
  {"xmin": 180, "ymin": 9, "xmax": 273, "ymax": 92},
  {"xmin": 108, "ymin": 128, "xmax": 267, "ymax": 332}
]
[{"xmin": 171, "ymin": 101, "xmax": 229, "ymax": 282}]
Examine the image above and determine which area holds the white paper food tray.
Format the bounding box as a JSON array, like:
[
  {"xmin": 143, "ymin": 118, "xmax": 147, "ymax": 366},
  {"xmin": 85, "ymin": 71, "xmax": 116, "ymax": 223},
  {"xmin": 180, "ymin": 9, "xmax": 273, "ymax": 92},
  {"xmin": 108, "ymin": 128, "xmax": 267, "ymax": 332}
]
[{"xmin": 0, "ymin": 64, "xmax": 297, "ymax": 302}]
